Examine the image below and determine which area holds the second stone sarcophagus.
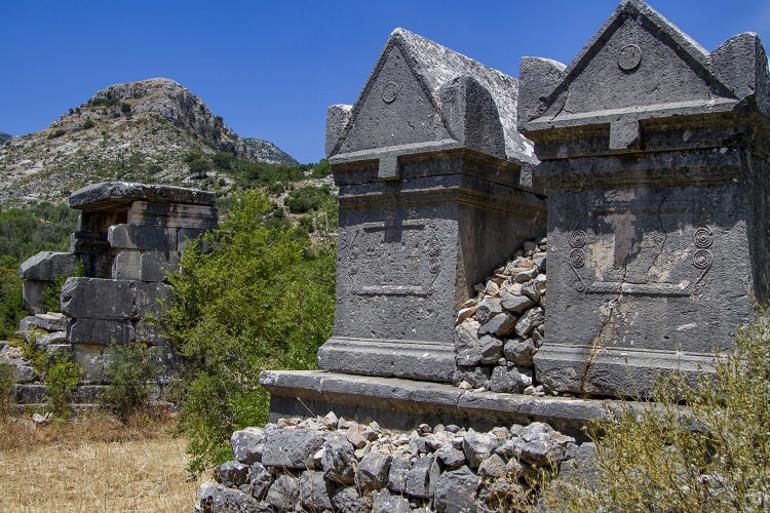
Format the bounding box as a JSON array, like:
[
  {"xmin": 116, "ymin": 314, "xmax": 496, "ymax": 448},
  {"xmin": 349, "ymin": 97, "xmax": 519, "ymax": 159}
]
[
  {"xmin": 318, "ymin": 28, "xmax": 546, "ymax": 383},
  {"xmin": 519, "ymin": 0, "xmax": 770, "ymax": 397}
]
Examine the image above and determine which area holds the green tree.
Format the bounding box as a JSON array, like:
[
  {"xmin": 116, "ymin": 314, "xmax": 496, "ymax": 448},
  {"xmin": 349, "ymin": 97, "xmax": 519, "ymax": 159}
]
[{"xmin": 162, "ymin": 190, "xmax": 335, "ymax": 473}]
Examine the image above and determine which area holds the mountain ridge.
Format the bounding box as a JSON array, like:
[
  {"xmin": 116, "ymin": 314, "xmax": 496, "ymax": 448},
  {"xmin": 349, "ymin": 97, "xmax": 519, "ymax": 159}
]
[{"xmin": 0, "ymin": 78, "xmax": 297, "ymax": 205}]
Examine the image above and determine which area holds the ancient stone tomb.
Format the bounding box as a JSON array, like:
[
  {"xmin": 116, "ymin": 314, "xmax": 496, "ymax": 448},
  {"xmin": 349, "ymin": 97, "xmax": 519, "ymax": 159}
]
[{"xmin": 18, "ymin": 182, "xmax": 216, "ymax": 385}]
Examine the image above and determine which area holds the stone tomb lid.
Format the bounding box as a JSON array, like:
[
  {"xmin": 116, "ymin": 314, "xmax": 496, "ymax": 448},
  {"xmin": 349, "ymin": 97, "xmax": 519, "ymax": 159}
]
[
  {"xmin": 519, "ymin": 0, "xmax": 770, "ymax": 137},
  {"xmin": 328, "ymin": 27, "xmax": 536, "ymax": 165},
  {"xmin": 69, "ymin": 182, "xmax": 216, "ymax": 211}
]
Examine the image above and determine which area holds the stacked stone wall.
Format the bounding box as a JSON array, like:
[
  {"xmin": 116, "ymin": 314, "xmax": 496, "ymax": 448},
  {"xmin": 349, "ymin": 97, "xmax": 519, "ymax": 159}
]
[{"xmin": 199, "ymin": 415, "xmax": 596, "ymax": 513}]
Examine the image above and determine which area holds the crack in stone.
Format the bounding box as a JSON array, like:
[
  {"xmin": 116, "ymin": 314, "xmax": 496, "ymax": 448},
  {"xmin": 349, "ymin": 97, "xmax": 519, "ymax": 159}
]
[
  {"xmin": 645, "ymin": 195, "xmax": 668, "ymax": 277},
  {"xmin": 579, "ymin": 263, "xmax": 629, "ymax": 394}
]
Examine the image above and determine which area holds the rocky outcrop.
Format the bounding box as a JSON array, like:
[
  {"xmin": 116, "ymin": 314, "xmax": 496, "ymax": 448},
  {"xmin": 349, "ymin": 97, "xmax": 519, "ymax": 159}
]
[
  {"xmin": 454, "ymin": 237, "xmax": 547, "ymax": 395},
  {"xmin": 243, "ymin": 138, "xmax": 298, "ymax": 166},
  {"xmin": 0, "ymin": 78, "xmax": 296, "ymax": 205},
  {"xmin": 199, "ymin": 415, "xmax": 597, "ymax": 512},
  {"xmin": 0, "ymin": 131, "xmax": 11, "ymax": 146}
]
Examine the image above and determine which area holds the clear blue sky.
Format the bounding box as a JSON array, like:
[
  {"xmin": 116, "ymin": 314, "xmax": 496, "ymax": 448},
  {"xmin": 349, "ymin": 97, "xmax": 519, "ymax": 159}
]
[{"xmin": 2, "ymin": 0, "xmax": 769, "ymax": 163}]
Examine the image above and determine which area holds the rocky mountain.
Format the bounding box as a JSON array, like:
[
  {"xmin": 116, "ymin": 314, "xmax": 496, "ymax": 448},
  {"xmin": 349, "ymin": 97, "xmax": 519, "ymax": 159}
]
[
  {"xmin": 0, "ymin": 132, "xmax": 11, "ymax": 146},
  {"xmin": 0, "ymin": 78, "xmax": 297, "ymax": 205},
  {"xmin": 243, "ymin": 138, "xmax": 298, "ymax": 165}
]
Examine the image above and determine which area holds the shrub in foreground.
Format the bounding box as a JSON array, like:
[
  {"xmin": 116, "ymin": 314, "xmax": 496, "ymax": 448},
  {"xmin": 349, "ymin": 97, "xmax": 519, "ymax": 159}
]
[
  {"xmin": 542, "ymin": 314, "xmax": 770, "ymax": 513},
  {"xmin": 100, "ymin": 343, "xmax": 160, "ymax": 422},
  {"xmin": 163, "ymin": 190, "xmax": 335, "ymax": 473}
]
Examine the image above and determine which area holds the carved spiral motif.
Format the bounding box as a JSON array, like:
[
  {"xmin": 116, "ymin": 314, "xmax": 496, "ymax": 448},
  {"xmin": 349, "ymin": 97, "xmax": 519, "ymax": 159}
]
[
  {"xmin": 570, "ymin": 230, "xmax": 587, "ymax": 248},
  {"xmin": 429, "ymin": 259, "xmax": 441, "ymax": 275},
  {"xmin": 693, "ymin": 249, "xmax": 712, "ymax": 270},
  {"xmin": 428, "ymin": 239, "xmax": 441, "ymax": 258},
  {"xmin": 575, "ymin": 281, "xmax": 586, "ymax": 293},
  {"xmin": 570, "ymin": 248, "xmax": 586, "ymax": 268},
  {"xmin": 694, "ymin": 227, "xmax": 714, "ymax": 249}
]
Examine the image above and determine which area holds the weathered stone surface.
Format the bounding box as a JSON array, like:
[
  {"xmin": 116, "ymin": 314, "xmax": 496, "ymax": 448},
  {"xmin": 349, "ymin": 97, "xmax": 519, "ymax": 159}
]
[
  {"xmin": 520, "ymin": 0, "xmax": 770, "ymax": 397},
  {"xmin": 67, "ymin": 318, "xmax": 135, "ymax": 345},
  {"xmin": 504, "ymin": 337, "xmax": 537, "ymax": 367},
  {"xmin": 60, "ymin": 278, "xmax": 137, "ymax": 320},
  {"xmin": 478, "ymin": 313, "xmax": 516, "ymax": 338},
  {"xmin": 475, "ymin": 298, "xmax": 503, "ymax": 325},
  {"xmin": 34, "ymin": 331, "xmax": 66, "ymax": 350},
  {"xmin": 477, "ymin": 335, "xmax": 504, "ymax": 365},
  {"xmin": 19, "ymin": 251, "xmax": 77, "ymax": 282},
  {"xmin": 139, "ymin": 250, "xmax": 179, "ymax": 282},
  {"xmin": 107, "ymin": 224, "xmax": 174, "ymax": 251},
  {"xmin": 405, "ymin": 454, "xmax": 440, "ymax": 498},
  {"xmin": 454, "ymin": 320, "xmax": 481, "ymax": 366},
  {"xmin": 298, "ymin": 471, "xmax": 332, "ymax": 511},
  {"xmin": 231, "ymin": 428, "xmax": 265, "ymax": 465},
  {"xmin": 261, "ymin": 429, "xmax": 324, "ymax": 469},
  {"xmin": 330, "ymin": 487, "xmax": 371, "ymax": 513},
  {"xmin": 436, "ymin": 445, "xmax": 467, "ymax": 468},
  {"xmin": 355, "ymin": 452, "xmax": 391, "ymax": 490},
  {"xmin": 387, "ymin": 456, "xmax": 411, "ymax": 493},
  {"xmin": 514, "ymin": 306, "xmax": 544, "ymax": 338},
  {"xmin": 70, "ymin": 182, "xmax": 216, "ymax": 210},
  {"xmin": 215, "ymin": 461, "xmax": 251, "ymax": 488},
  {"xmin": 433, "ymin": 466, "xmax": 480, "ymax": 513},
  {"xmin": 266, "ymin": 475, "xmax": 299, "ymax": 511},
  {"xmin": 248, "ymin": 463, "xmax": 272, "ymax": 500},
  {"xmin": 19, "ymin": 313, "xmax": 67, "ymax": 333},
  {"xmin": 199, "ymin": 482, "xmax": 269, "ymax": 513},
  {"xmin": 489, "ymin": 365, "xmax": 532, "ymax": 394},
  {"xmin": 477, "ymin": 453, "xmax": 506, "ymax": 478},
  {"xmin": 500, "ymin": 292, "xmax": 535, "ymax": 314},
  {"xmin": 372, "ymin": 489, "xmax": 411, "ymax": 513},
  {"xmin": 462, "ymin": 431, "xmax": 500, "ymax": 468},
  {"xmin": 321, "ymin": 433, "xmax": 355, "ymax": 484},
  {"xmin": 317, "ymin": 27, "xmax": 545, "ymax": 384},
  {"xmin": 71, "ymin": 345, "xmax": 104, "ymax": 382}
]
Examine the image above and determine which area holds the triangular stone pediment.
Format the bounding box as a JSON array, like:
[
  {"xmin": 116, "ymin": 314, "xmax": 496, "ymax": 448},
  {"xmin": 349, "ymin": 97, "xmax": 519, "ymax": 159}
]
[
  {"xmin": 332, "ymin": 41, "xmax": 452, "ymax": 157},
  {"xmin": 534, "ymin": 0, "xmax": 736, "ymax": 122}
]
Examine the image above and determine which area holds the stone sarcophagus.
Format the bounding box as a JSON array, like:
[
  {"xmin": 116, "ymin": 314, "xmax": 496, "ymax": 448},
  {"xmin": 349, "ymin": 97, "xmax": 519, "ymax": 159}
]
[
  {"xmin": 518, "ymin": 0, "xmax": 770, "ymax": 397},
  {"xmin": 318, "ymin": 28, "xmax": 546, "ymax": 383}
]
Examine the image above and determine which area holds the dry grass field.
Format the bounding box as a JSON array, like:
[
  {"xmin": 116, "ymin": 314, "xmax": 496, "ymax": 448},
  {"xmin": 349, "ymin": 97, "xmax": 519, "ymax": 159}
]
[{"xmin": 0, "ymin": 414, "xmax": 206, "ymax": 513}]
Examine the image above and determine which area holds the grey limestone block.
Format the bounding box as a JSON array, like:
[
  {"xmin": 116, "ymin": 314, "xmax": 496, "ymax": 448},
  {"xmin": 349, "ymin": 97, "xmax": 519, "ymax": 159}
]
[
  {"xmin": 72, "ymin": 344, "xmax": 105, "ymax": 383},
  {"xmin": 298, "ymin": 471, "xmax": 332, "ymax": 511},
  {"xmin": 60, "ymin": 277, "xmax": 137, "ymax": 321},
  {"xmin": 433, "ymin": 465, "xmax": 480, "ymax": 513},
  {"xmin": 355, "ymin": 452, "xmax": 391, "ymax": 491},
  {"xmin": 215, "ymin": 461, "xmax": 250, "ymax": 488},
  {"xmin": 198, "ymin": 482, "xmax": 270, "ymax": 513},
  {"xmin": 231, "ymin": 428, "xmax": 265, "ymax": 465},
  {"xmin": 139, "ymin": 250, "xmax": 179, "ymax": 282},
  {"xmin": 266, "ymin": 475, "xmax": 299, "ymax": 512},
  {"xmin": 21, "ymin": 280, "xmax": 47, "ymax": 315},
  {"xmin": 518, "ymin": 0, "xmax": 770, "ymax": 398},
  {"xmin": 67, "ymin": 318, "xmax": 135, "ymax": 345},
  {"xmin": 330, "ymin": 487, "xmax": 371, "ymax": 513},
  {"xmin": 112, "ymin": 250, "xmax": 142, "ymax": 281},
  {"xmin": 69, "ymin": 182, "xmax": 216, "ymax": 210},
  {"xmin": 321, "ymin": 433, "xmax": 355, "ymax": 484},
  {"xmin": 107, "ymin": 224, "xmax": 174, "ymax": 252},
  {"xmin": 261, "ymin": 428, "xmax": 325, "ymax": 470},
  {"xmin": 19, "ymin": 251, "xmax": 77, "ymax": 281},
  {"xmin": 372, "ymin": 489, "xmax": 412, "ymax": 513}
]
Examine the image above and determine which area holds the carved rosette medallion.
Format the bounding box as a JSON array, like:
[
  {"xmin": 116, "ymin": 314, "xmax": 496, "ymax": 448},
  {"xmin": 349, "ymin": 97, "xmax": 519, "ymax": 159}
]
[
  {"xmin": 617, "ymin": 44, "xmax": 642, "ymax": 71},
  {"xmin": 382, "ymin": 81, "xmax": 399, "ymax": 103}
]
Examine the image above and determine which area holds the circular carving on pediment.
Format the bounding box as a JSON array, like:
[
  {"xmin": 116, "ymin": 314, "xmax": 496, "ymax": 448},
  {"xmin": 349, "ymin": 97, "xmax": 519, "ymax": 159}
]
[
  {"xmin": 617, "ymin": 44, "xmax": 642, "ymax": 72},
  {"xmin": 382, "ymin": 81, "xmax": 400, "ymax": 103}
]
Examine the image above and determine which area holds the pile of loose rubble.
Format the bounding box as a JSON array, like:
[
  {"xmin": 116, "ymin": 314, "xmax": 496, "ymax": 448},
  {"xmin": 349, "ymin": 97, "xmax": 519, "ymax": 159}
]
[
  {"xmin": 0, "ymin": 312, "xmax": 68, "ymax": 387},
  {"xmin": 453, "ymin": 237, "xmax": 547, "ymax": 394},
  {"xmin": 199, "ymin": 414, "xmax": 595, "ymax": 513}
]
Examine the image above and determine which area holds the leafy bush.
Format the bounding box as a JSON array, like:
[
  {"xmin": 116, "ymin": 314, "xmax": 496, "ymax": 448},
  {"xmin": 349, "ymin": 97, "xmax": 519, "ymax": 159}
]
[
  {"xmin": 48, "ymin": 129, "xmax": 66, "ymax": 139},
  {"xmin": 0, "ymin": 259, "xmax": 26, "ymax": 339},
  {"xmin": 285, "ymin": 185, "xmax": 333, "ymax": 214},
  {"xmin": 163, "ymin": 189, "xmax": 335, "ymax": 473},
  {"xmin": 82, "ymin": 119, "xmax": 95, "ymax": 130},
  {"xmin": 0, "ymin": 364, "xmax": 13, "ymax": 417},
  {"xmin": 543, "ymin": 314, "xmax": 770, "ymax": 513},
  {"xmin": 100, "ymin": 343, "xmax": 160, "ymax": 421},
  {"xmin": 45, "ymin": 355, "xmax": 81, "ymax": 418}
]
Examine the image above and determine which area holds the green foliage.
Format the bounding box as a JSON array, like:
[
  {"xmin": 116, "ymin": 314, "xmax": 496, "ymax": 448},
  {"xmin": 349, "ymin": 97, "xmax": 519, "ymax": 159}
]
[
  {"xmin": 100, "ymin": 343, "xmax": 160, "ymax": 421},
  {"xmin": 48, "ymin": 129, "xmax": 66, "ymax": 139},
  {"xmin": 285, "ymin": 185, "xmax": 332, "ymax": 214},
  {"xmin": 89, "ymin": 97, "xmax": 118, "ymax": 108},
  {"xmin": 45, "ymin": 355, "xmax": 81, "ymax": 418},
  {"xmin": 82, "ymin": 119, "xmax": 96, "ymax": 130},
  {"xmin": 163, "ymin": 189, "xmax": 335, "ymax": 473},
  {"xmin": 543, "ymin": 314, "xmax": 770, "ymax": 513},
  {"xmin": 0, "ymin": 203, "xmax": 78, "ymax": 337}
]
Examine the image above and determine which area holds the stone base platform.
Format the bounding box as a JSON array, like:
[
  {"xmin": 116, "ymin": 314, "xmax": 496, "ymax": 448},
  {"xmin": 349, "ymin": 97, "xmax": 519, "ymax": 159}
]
[{"xmin": 260, "ymin": 370, "xmax": 638, "ymax": 440}]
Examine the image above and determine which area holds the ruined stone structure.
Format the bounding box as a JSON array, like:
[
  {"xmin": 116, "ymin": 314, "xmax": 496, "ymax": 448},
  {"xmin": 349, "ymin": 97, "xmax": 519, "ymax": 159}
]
[
  {"xmin": 197, "ymin": 1, "xmax": 770, "ymax": 510},
  {"xmin": 13, "ymin": 182, "xmax": 216, "ymax": 402},
  {"xmin": 519, "ymin": 0, "xmax": 770, "ymax": 398},
  {"xmin": 318, "ymin": 27, "xmax": 546, "ymax": 383}
]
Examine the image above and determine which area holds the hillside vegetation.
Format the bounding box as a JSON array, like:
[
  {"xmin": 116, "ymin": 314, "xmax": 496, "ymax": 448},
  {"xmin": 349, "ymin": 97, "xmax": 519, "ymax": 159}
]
[{"xmin": 0, "ymin": 78, "xmax": 300, "ymax": 205}]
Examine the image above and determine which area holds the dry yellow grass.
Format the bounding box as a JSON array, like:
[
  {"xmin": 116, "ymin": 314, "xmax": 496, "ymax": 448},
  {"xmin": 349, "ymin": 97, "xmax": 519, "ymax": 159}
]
[{"xmin": 0, "ymin": 414, "xmax": 206, "ymax": 513}]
